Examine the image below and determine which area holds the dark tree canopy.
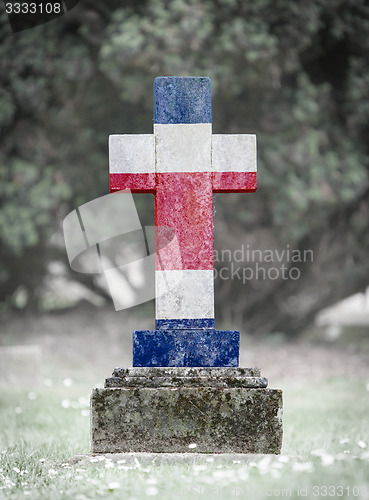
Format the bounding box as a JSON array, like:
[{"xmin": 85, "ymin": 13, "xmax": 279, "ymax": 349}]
[{"xmin": 0, "ymin": 0, "xmax": 369, "ymax": 334}]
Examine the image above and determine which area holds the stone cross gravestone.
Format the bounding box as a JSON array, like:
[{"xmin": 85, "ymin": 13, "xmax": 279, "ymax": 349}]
[
  {"xmin": 91, "ymin": 77, "xmax": 283, "ymax": 454},
  {"xmin": 110, "ymin": 76, "xmax": 255, "ymax": 367}
]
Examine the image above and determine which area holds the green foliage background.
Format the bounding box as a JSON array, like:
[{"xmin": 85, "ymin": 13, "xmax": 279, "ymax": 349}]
[{"xmin": 0, "ymin": 0, "xmax": 368, "ymax": 333}]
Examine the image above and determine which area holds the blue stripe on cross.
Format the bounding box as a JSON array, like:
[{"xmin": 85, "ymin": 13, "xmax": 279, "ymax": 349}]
[
  {"xmin": 109, "ymin": 76, "xmax": 257, "ymax": 367},
  {"xmin": 154, "ymin": 76, "xmax": 212, "ymax": 124}
]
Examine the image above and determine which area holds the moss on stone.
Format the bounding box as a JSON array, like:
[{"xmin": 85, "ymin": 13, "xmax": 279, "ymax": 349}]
[{"xmin": 91, "ymin": 386, "xmax": 283, "ymax": 454}]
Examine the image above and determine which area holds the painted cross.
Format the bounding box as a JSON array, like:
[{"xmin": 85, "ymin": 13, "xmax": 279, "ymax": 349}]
[{"xmin": 109, "ymin": 77, "xmax": 257, "ymax": 367}]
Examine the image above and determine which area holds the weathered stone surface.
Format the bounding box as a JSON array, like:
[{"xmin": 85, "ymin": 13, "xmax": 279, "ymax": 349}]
[
  {"xmin": 91, "ymin": 386, "xmax": 283, "ymax": 454},
  {"xmin": 107, "ymin": 366, "xmax": 266, "ymax": 388},
  {"xmin": 109, "ymin": 134, "xmax": 155, "ymax": 175},
  {"xmin": 155, "ymin": 269, "xmax": 214, "ymax": 318},
  {"xmin": 112, "ymin": 367, "xmax": 261, "ymax": 377},
  {"xmin": 105, "ymin": 375, "xmax": 268, "ymax": 388}
]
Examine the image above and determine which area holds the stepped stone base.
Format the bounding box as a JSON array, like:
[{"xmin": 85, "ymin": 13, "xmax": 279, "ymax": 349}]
[{"xmin": 91, "ymin": 368, "xmax": 283, "ymax": 454}]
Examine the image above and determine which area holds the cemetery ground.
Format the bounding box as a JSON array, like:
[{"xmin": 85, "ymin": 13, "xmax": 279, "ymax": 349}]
[{"xmin": 1, "ymin": 305, "xmax": 369, "ymax": 499}]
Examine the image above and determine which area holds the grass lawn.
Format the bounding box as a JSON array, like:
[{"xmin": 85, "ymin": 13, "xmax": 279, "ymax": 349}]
[{"xmin": 1, "ymin": 376, "xmax": 369, "ymax": 499}]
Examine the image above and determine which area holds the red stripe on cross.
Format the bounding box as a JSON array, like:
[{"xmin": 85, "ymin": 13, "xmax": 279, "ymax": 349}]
[
  {"xmin": 213, "ymin": 172, "xmax": 257, "ymax": 193},
  {"xmin": 110, "ymin": 173, "xmax": 156, "ymax": 193},
  {"xmin": 155, "ymin": 172, "xmax": 214, "ymax": 271},
  {"xmin": 109, "ymin": 170, "xmax": 257, "ymax": 271}
]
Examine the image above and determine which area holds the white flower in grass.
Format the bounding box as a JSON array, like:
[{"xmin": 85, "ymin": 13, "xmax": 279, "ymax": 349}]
[
  {"xmin": 213, "ymin": 468, "xmax": 238, "ymax": 482},
  {"xmin": 24, "ymin": 491, "xmax": 31, "ymax": 496},
  {"xmin": 78, "ymin": 396, "xmax": 89, "ymax": 406},
  {"xmin": 108, "ymin": 482, "xmax": 121, "ymax": 491},
  {"xmin": 39, "ymin": 459, "xmax": 46, "ymax": 463},
  {"xmin": 193, "ymin": 464, "xmax": 207, "ymax": 472},
  {"xmin": 27, "ymin": 392, "xmax": 37, "ymax": 400},
  {"xmin": 256, "ymin": 455, "xmax": 272, "ymax": 474},
  {"xmin": 212, "ymin": 469, "xmax": 228, "ymax": 479},
  {"xmin": 13, "ymin": 467, "xmax": 20, "ymax": 474},
  {"xmin": 321, "ymin": 454, "xmax": 335, "ymax": 467},
  {"xmin": 339, "ymin": 438, "xmax": 349, "ymax": 445},
  {"xmin": 104, "ymin": 462, "xmax": 114, "ymax": 469},
  {"xmin": 116, "ymin": 459, "xmax": 126, "ymax": 464},
  {"xmin": 117, "ymin": 465, "xmax": 130, "ymax": 470},
  {"xmin": 358, "ymin": 440, "xmax": 367, "ymax": 449},
  {"xmin": 81, "ymin": 410, "xmax": 89, "ymax": 417},
  {"xmin": 271, "ymin": 468, "xmax": 281, "ymax": 479},
  {"xmin": 61, "ymin": 400, "xmax": 70, "ymax": 409},
  {"xmin": 311, "ymin": 449, "xmax": 325, "ymax": 457},
  {"xmin": 292, "ymin": 462, "xmax": 314, "ymax": 472},
  {"xmin": 63, "ymin": 378, "xmax": 73, "ymax": 387},
  {"xmin": 146, "ymin": 486, "xmax": 158, "ymax": 496},
  {"xmin": 188, "ymin": 443, "xmax": 197, "ymax": 449},
  {"xmin": 238, "ymin": 468, "xmax": 249, "ymax": 481},
  {"xmin": 48, "ymin": 469, "xmax": 58, "ymax": 477},
  {"xmin": 90, "ymin": 458, "xmax": 99, "ymax": 463},
  {"xmin": 272, "ymin": 461, "xmax": 283, "ymax": 470},
  {"xmin": 15, "ymin": 407, "xmax": 22, "ymax": 414},
  {"xmin": 4, "ymin": 477, "xmax": 14, "ymax": 487}
]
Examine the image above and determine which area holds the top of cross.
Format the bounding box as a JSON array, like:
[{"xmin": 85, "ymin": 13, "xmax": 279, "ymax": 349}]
[
  {"xmin": 154, "ymin": 77, "xmax": 212, "ymax": 124},
  {"xmin": 110, "ymin": 76, "xmax": 256, "ymax": 191}
]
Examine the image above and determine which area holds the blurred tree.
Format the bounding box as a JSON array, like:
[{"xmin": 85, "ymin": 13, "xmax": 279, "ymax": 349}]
[{"xmin": 0, "ymin": 0, "xmax": 368, "ymax": 333}]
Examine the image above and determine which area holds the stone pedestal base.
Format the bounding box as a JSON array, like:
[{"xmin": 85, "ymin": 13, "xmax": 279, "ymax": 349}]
[{"xmin": 91, "ymin": 367, "xmax": 283, "ymax": 454}]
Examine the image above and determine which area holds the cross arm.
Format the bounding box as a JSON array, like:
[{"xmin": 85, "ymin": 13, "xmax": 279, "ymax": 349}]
[
  {"xmin": 109, "ymin": 135, "xmax": 156, "ymax": 193},
  {"xmin": 212, "ymin": 134, "xmax": 257, "ymax": 193}
]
